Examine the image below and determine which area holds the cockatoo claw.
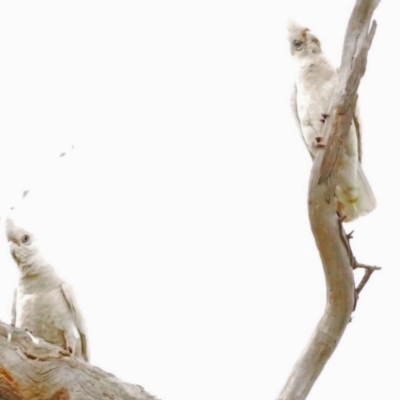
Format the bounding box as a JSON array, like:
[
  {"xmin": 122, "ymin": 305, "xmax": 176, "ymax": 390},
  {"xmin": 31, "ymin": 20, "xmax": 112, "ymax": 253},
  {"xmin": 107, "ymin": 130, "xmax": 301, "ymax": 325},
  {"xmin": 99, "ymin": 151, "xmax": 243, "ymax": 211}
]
[
  {"xmin": 321, "ymin": 113, "xmax": 329, "ymax": 122},
  {"xmin": 315, "ymin": 136, "xmax": 326, "ymax": 148},
  {"xmin": 62, "ymin": 344, "xmax": 73, "ymax": 354}
]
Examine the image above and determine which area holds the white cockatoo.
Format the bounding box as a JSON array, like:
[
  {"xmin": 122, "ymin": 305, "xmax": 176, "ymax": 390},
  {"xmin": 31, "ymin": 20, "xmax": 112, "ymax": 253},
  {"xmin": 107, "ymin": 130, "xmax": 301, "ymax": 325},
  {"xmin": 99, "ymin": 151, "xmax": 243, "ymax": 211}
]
[
  {"xmin": 6, "ymin": 218, "xmax": 89, "ymax": 362},
  {"xmin": 288, "ymin": 21, "xmax": 376, "ymax": 222}
]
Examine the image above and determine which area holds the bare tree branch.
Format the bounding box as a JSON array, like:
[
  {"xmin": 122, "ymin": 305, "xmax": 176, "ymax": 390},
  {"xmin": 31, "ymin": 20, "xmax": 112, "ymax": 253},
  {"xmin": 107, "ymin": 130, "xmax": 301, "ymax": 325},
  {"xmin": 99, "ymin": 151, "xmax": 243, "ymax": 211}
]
[
  {"xmin": 0, "ymin": 321, "xmax": 160, "ymax": 400},
  {"xmin": 354, "ymin": 262, "xmax": 381, "ymax": 295},
  {"xmin": 276, "ymin": 1, "xmax": 380, "ymax": 399}
]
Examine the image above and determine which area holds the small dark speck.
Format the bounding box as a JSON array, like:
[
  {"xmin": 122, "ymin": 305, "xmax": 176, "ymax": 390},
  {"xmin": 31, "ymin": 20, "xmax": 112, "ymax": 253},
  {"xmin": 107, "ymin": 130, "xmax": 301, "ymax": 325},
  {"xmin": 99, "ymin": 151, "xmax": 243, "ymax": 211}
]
[
  {"xmin": 22, "ymin": 190, "xmax": 30, "ymax": 199},
  {"xmin": 59, "ymin": 152, "xmax": 66, "ymax": 157}
]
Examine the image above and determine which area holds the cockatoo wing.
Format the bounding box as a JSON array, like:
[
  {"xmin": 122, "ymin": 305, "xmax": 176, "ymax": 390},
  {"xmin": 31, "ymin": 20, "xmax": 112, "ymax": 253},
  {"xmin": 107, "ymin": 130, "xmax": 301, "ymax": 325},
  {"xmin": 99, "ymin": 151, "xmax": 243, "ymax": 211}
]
[
  {"xmin": 11, "ymin": 289, "xmax": 17, "ymax": 326},
  {"xmin": 336, "ymin": 66, "xmax": 362, "ymax": 162},
  {"xmin": 334, "ymin": 99, "xmax": 376, "ymax": 221},
  {"xmin": 61, "ymin": 283, "xmax": 90, "ymax": 362},
  {"xmin": 290, "ymin": 84, "xmax": 314, "ymax": 159},
  {"xmin": 353, "ymin": 103, "xmax": 362, "ymax": 162},
  {"xmin": 335, "ymin": 66, "xmax": 363, "ymax": 161},
  {"xmin": 290, "ymin": 84, "xmax": 301, "ymax": 131}
]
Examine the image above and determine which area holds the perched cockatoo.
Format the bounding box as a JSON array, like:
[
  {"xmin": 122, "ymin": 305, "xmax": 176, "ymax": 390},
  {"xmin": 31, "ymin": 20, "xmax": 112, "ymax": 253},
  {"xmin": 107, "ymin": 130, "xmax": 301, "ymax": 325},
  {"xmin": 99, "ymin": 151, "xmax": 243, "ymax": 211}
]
[
  {"xmin": 288, "ymin": 21, "xmax": 376, "ymax": 222},
  {"xmin": 6, "ymin": 218, "xmax": 89, "ymax": 362}
]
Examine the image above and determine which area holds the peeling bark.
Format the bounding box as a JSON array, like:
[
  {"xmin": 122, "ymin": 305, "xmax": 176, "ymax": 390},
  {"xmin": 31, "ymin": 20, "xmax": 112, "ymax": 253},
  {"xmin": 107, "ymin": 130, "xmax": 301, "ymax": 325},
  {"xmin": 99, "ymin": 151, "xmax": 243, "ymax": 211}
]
[
  {"xmin": 0, "ymin": 321, "xmax": 160, "ymax": 400},
  {"xmin": 276, "ymin": 1, "xmax": 381, "ymax": 399}
]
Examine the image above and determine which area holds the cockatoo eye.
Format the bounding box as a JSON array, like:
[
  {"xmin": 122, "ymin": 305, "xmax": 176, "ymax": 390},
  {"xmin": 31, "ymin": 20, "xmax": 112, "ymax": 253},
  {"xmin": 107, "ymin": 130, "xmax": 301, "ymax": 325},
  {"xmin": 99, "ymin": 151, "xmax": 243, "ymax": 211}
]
[
  {"xmin": 21, "ymin": 235, "xmax": 31, "ymax": 245},
  {"xmin": 293, "ymin": 40, "xmax": 304, "ymax": 51}
]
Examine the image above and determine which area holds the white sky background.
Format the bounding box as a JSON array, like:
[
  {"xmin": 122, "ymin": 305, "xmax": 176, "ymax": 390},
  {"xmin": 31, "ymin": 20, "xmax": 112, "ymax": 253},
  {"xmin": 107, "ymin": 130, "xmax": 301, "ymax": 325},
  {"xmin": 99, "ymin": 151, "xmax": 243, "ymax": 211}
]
[{"xmin": 0, "ymin": 1, "xmax": 397, "ymax": 399}]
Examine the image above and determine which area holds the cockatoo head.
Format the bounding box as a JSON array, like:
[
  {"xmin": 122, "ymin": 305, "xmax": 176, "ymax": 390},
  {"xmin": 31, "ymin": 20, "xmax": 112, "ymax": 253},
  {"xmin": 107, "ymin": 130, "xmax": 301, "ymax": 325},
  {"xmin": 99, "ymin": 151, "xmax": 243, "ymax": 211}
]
[
  {"xmin": 287, "ymin": 21, "xmax": 322, "ymax": 58},
  {"xmin": 6, "ymin": 218, "xmax": 41, "ymax": 273}
]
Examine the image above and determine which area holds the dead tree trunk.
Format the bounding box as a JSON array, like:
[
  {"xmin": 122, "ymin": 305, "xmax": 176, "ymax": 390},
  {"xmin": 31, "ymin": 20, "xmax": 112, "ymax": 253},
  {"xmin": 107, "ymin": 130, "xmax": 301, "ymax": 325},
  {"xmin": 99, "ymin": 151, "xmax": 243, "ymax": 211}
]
[
  {"xmin": 0, "ymin": 321, "xmax": 160, "ymax": 400},
  {"xmin": 276, "ymin": 1, "xmax": 381, "ymax": 399}
]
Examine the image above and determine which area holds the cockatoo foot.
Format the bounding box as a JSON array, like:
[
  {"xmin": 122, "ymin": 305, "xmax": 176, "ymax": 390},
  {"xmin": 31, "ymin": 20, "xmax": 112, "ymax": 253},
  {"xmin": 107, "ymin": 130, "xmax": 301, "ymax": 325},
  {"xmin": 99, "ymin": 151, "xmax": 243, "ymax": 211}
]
[
  {"xmin": 62, "ymin": 344, "xmax": 73, "ymax": 354},
  {"xmin": 314, "ymin": 136, "xmax": 326, "ymax": 149},
  {"xmin": 320, "ymin": 113, "xmax": 329, "ymax": 123}
]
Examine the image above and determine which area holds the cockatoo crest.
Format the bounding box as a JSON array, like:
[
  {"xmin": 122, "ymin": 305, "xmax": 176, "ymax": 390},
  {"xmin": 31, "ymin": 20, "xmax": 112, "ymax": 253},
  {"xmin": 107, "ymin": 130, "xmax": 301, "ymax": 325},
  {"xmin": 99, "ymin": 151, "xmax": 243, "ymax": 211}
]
[{"xmin": 287, "ymin": 20, "xmax": 321, "ymax": 57}]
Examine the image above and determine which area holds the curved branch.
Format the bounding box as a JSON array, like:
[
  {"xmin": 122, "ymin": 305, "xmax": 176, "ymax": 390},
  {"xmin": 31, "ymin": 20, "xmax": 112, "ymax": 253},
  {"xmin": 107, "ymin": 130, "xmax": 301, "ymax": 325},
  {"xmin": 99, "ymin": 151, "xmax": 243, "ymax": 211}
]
[
  {"xmin": 276, "ymin": 1, "xmax": 380, "ymax": 399},
  {"xmin": 0, "ymin": 321, "xmax": 160, "ymax": 400}
]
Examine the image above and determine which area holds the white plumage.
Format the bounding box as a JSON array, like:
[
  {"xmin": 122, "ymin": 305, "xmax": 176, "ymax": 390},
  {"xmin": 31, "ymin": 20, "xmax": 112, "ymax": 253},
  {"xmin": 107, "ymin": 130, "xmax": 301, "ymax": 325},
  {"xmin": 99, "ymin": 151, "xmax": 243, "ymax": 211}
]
[
  {"xmin": 6, "ymin": 218, "xmax": 89, "ymax": 362},
  {"xmin": 288, "ymin": 21, "xmax": 376, "ymax": 222}
]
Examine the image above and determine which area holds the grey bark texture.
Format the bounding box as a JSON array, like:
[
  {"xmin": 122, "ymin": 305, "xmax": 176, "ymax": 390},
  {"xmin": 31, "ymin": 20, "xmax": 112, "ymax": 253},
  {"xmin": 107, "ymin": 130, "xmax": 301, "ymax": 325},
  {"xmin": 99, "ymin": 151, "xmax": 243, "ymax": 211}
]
[
  {"xmin": 0, "ymin": 321, "xmax": 160, "ymax": 400},
  {"xmin": 276, "ymin": 0, "xmax": 380, "ymax": 399}
]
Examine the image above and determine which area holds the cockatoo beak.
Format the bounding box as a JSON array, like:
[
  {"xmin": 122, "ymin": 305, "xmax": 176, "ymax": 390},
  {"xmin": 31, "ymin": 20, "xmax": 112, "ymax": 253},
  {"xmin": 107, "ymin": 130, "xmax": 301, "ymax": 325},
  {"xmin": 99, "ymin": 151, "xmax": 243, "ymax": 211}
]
[{"xmin": 5, "ymin": 218, "xmax": 18, "ymax": 243}]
